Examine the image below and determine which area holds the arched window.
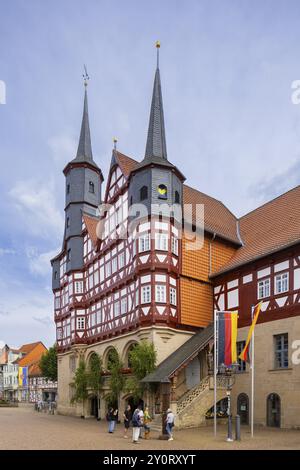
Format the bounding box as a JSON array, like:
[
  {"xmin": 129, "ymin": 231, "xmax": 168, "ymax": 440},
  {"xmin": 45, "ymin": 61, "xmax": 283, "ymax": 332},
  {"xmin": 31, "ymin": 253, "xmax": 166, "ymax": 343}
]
[
  {"xmin": 89, "ymin": 181, "xmax": 95, "ymax": 194},
  {"xmin": 267, "ymin": 393, "xmax": 281, "ymax": 427},
  {"xmin": 140, "ymin": 186, "xmax": 148, "ymax": 201},
  {"xmin": 106, "ymin": 348, "xmax": 119, "ymax": 371},
  {"xmin": 175, "ymin": 190, "xmax": 180, "ymax": 204},
  {"xmin": 157, "ymin": 184, "xmax": 167, "ymax": 200},
  {"xmin": 237, "ymin": 393, "xmax": 249, "ymax": 425}
]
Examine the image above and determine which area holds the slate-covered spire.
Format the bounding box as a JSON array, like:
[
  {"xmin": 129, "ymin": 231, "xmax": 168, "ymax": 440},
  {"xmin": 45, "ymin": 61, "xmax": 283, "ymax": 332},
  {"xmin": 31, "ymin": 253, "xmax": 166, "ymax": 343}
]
[
  {"xmin": 76, "ymin": 83, "xmax": 93, "ymax": 162},
  {"xmin": 144, "ymin": 41, "xmax": 168, "ymax": 162}
]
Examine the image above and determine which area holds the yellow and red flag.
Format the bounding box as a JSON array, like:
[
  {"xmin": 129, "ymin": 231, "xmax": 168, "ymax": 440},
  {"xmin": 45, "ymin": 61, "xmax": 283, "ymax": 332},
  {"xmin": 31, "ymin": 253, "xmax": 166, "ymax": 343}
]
[{"xmin": 239, "ymin": 301, "xmax": 263, "ymax": 363}]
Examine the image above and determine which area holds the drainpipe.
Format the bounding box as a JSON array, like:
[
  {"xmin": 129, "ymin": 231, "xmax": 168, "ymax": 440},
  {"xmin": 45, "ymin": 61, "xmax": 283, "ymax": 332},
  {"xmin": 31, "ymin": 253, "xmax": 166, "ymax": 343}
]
[{"xmin": 209, "ymin": 233, "xmax": 217, "ymax": 276}]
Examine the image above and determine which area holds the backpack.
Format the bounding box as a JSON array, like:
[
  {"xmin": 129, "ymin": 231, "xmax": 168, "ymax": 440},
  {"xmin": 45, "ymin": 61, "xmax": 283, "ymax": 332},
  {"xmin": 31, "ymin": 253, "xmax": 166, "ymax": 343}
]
[{"xmin": 132, "ymin": 410, "xmax": 141, "ymax": 427}]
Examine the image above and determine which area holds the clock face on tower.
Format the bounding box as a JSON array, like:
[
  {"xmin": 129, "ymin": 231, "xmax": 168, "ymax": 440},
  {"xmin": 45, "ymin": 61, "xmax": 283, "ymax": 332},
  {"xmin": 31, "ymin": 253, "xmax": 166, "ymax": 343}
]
[{"xmin": 157, "ymin": 184, "xmax": 168, "ymax": 199}]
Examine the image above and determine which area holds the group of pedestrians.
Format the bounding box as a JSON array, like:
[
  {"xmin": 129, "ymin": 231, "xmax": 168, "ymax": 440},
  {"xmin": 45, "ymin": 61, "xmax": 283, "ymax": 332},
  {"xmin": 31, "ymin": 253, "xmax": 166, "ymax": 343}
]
[{"xmin": 106, "ymin": 404, "xmax": 175, "ymax": 442}]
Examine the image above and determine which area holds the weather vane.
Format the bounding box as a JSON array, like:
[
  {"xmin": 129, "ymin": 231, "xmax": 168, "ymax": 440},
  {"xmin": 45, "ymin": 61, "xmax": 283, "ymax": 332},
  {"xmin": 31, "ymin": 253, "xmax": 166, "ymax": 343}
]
[{"xmin": 83, "ymin": 64, "xmax": 90, "ymax": 87}]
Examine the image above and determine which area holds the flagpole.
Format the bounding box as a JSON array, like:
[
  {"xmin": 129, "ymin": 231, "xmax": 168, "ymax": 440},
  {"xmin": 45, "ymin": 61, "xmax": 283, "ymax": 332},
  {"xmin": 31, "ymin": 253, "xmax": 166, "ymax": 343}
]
[
  {"xmin": 250, "ymin": 305, "xmax": 254, "ymax": 438},
  {"xmin": 214, "ymin": 309, "xmax": 217, "ymax": 437}
]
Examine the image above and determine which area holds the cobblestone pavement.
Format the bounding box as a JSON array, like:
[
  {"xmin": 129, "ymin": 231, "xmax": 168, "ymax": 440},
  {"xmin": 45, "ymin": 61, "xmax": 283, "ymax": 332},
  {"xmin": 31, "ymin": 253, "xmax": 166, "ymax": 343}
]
[{"xmin": 1, "ymin": 405, "xmax": 300, "ymax": 450}]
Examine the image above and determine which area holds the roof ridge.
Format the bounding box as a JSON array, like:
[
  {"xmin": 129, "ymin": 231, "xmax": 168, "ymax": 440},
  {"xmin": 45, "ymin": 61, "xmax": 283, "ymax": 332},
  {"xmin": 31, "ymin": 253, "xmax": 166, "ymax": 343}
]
[
  {"xmin": 240, "ymin": 184, "xmax": 300, "ymax": 220},
  {"xmin": 184, "ymin": 184, "xmax": 238, "ymax": 220}
]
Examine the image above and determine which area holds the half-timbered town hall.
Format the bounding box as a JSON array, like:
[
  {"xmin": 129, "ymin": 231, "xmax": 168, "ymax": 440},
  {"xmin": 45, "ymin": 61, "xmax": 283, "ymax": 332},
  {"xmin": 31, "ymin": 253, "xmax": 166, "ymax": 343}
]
[{"xmin": 52, "ymin": 45, "xmax": 300, "ymax": 428}]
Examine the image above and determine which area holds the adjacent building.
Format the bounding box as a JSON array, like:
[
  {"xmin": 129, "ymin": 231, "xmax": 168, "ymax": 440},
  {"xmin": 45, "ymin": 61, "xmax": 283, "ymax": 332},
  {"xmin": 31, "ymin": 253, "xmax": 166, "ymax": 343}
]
[
  {"xmin": 52, "ymin": 45, "xmax": 300, "ymax": 428},
  {"xmin": 1, "ymin": 342, "xmax": 57, "ymax": 403}
]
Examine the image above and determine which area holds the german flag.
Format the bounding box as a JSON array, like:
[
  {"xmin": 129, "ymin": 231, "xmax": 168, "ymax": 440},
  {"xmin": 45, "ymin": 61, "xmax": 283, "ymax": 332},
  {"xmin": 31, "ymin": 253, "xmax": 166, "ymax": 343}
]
[
  {"xmin": 217, "ymin": 311, "xmax": 238, "ymax": 367},
  {"xmin": 239, "ymin": 301, "xmax": 263, "ymax": 363}
]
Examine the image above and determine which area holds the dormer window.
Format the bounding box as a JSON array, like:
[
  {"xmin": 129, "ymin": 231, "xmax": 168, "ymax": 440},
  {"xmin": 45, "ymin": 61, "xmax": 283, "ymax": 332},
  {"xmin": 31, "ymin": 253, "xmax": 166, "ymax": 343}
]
[
  {"xmin": 89, "ymin": 181, "xmax": 95, "ymax": 194},
  {"xmin": 175, "ymin": 190, "xmax": 180, "ymax": 204},
  {"xmin": 140, "ymin": 186, "xmax": 148, "ymax": 201}
]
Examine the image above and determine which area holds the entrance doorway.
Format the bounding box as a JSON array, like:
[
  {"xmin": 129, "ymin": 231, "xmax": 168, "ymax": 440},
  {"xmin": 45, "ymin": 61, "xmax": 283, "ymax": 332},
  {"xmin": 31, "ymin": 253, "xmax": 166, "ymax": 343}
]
[
  {"xmin": 267, "ymin": 393, "xmax": 281, "ymax": 428},
  {"xmin": 237, "ymin": 393, "xmax": 249, "ymax": 424},
  {"xmin": 126, "ymin": 396, "xmax": 144, "ymax": 411},
  {"xmin": 90, "ymin": 396, "xmax": 99, "ymax": 419}
]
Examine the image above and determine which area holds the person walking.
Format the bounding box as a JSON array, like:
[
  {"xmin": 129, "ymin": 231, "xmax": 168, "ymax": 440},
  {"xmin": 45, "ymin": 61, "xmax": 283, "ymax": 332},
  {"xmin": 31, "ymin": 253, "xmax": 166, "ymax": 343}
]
[
  {"xmin": 166, "ymin": 408, "xmax": 175, "ymax": 441},
  {"xmin": 132, "ymin": 405, "xmax": 142, "ymax": 443},
  {"xmin": 143, "ymin": 406, "xmax": 151, "ymax": 439},
  {"xmin": 123, "ymin": 405, "xmax": 132, "ymax": 438},
  {"xmin": 138, "ymin": 406, "xmax": 144, "ymax": 439},
  {"xmin": 107, "ymin": 407, "xmax": 117, "ymax": 433}
]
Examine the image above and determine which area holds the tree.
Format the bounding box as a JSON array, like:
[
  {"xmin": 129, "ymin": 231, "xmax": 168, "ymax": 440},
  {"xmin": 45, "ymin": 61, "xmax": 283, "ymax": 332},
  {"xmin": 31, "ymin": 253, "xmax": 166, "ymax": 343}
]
[
  {"xmin": 125, "ymin": 341, "xmax": 157, "ymax": 401},
  {"xmin": 71, "ymin": 358, "xmax": 88, "ymax": 417},
  {"xmin": 87, "ymin": 353, "xmax": 104, "ymax": 418},
  {"xmin": 106, "ymin": 349, "xmax": 124, "ymax": 411},
  {"xmin": 39, "ymin": 345, "xmax": 58, "ymax": 382}
]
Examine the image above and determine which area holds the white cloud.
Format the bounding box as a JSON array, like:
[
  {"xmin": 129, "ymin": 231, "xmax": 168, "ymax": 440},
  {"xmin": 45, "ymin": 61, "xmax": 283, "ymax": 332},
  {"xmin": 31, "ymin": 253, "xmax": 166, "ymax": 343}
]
[
  {"xmin": 48, "ymin": 134, "xmax": 77, "ymax": 165},
  {"xmin": 0, "ymin": 248, "xmax": 16, "ymax": 256},
  {"xmin": 26, "ymin": 247, "xmax": 60, "ymax": 277},
  {"xmin": 0, "ymin": 280, "xmax": 55, "ymax": 348},
  {"xmin": 9, "ymin": 179, "xmax": 64, "ymax": 240}
]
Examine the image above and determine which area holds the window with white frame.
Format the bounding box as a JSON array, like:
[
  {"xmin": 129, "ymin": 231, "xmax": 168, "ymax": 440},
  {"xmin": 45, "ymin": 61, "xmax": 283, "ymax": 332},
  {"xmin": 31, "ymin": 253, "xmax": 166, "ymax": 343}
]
[
  {"xmin": 171, "ymin": 236, "xmax": 178, "ymax": 255},
  {"xmin": 139, "ymin": 233, "xmax": 150, "ymax": 252},
  {"xmin": 155, "ymin": 233, "xmax": 168, "ymax": 251},
  {"xmin": 170, "ymin": 287, "xmax": 177, "ymax": 305},
  {"xmin": 119, "ymin": 252, "xmax": 125, "ymax": 268},
  {"xmin": 141, "ymin": 285, "xmax": 151, "ymax": 304},
  {"xmin": 76, "ymin": 317, "xmax": 85, "ymax": 330},
  {"xmin": 258, "ymin": 278, "xmax": 270, "ymax": 299},
  {"xmin": 155, "ymin": 285, "xmax": 166, "ymax": 303},
  {"xmin": 275, "ymin": 272, "xmax": 289, "ymax": 294},
  {"xmin": 112, "ymin": 257, "xmax": 118, "ymax": 273},
  {"xmin": 121, "ymin": 297, "xmax": 127, "ymax": 314},
  {"xmin": 106, "ymin": 261, "xmax": 111, "ymax": 277},
  {"xmin": 54, "ymin": 297, "xmax": 60, "ymax": 309},
  {"xmin": 57, "ymin": 328, "xmax": 62, "ymax": 340},
  {"xmin": 114, "ymin": 301, "xmax": 120, "ymax": 317},
  {"xmin": 74, "ymin": 281, "xmax": 83, "ymax": 294}
]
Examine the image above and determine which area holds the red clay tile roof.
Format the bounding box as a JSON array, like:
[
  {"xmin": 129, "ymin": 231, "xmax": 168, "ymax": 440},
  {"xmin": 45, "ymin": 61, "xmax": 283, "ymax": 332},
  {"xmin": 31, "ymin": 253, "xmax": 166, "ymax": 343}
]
[
  {"xmin": 211, "ymin": 185, "xmax": 300, "ymax": 276},
  {"xmin": 18, "ymin": 342, "xmax": 47, "ymax": 367},
  {"xmin": 28, "ymin": 362, "xmax": 42, "ymax": 377},
  {"xmin": 82, "ymin": 213, "xmax": 99, "ymax": 245},
  {"xmin": 19, "ymin": 342, "xmax": 41, "ymax": 355},
  {"xmin": 183, "ymin": 185, "xmax": 240, "ymax": 244},
  {"xmin": 114, "ymin": 151, "xmax": 139, "ymax": 177}
]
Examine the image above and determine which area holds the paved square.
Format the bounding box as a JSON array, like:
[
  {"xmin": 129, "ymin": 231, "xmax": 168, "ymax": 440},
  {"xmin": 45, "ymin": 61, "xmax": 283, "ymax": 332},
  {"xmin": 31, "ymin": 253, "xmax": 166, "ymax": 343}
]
[{"xmin": 1, "ymin": 405, "xmax": 300, "ymax": 450}]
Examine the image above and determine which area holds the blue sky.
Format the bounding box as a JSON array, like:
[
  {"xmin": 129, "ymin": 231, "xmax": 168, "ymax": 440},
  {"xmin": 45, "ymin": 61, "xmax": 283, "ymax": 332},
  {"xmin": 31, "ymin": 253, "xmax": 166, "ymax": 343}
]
[{"xmin": 1, "ymin": 0, "xmax": 300, "ymax": 348}]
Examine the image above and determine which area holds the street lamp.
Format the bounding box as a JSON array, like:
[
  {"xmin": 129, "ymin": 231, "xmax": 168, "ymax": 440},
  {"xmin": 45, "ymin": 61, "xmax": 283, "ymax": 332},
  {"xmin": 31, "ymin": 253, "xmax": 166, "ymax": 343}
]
[{"xmin": 219, "ymin": 364, "xmax": 237, "ymax": 442}]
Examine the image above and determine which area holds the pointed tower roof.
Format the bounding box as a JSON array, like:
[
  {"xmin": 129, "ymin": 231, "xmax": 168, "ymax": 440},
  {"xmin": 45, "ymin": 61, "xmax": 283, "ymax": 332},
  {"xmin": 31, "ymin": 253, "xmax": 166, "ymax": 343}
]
[
  {"xmin": 135, "ymin": 42, "xmax": 185, "ymax": 179},
  {"xmin": 64, "ymin": 74, "xmax": 102, "ymax": 177},
  {"xmin": 75, "ymin": 86, "xmax": 93, "ymax": 162}
]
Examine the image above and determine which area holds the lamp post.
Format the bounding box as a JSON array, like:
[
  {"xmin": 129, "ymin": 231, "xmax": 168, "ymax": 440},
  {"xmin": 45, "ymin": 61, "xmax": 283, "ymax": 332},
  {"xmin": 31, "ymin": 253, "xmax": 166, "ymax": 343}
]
[{"xmin": 219, "ymin": 365, "xmax": 236, "ymax": 442}]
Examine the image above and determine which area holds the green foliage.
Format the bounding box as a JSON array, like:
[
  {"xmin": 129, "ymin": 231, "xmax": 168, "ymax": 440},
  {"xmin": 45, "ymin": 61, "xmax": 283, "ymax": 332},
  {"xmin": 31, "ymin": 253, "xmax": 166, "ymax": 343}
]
[
  {"xmin": 87, "ymin": 353, "xmax": 104, "ymax": 396},
  {"xmin": 129, "ymin": 341, "xmax": 156, "ymax": 379},
  {"xmin": 105, "ymin": 349, "xmax": 124, "ymax": 406},
  {"xmin": 39, "ymin": 345, "xmax": 58, "ymax": 381},
  {"xmin": 71, "ymin": 358, "xmax": 89, "ymax": 405},
  {"xmin": 125, "ymin": 341, "xmax": 157, "ymax": 398}
]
